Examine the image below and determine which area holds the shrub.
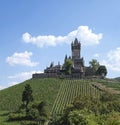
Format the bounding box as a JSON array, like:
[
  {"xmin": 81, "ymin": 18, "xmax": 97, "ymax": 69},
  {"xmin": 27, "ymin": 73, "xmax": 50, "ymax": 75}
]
[
  {"xmin": 68, "ymin": 110, "xmax": 89, "ymax": 125},
  {"xmin": 26, "ymin": 108, "xmax": 39, "ymax": 120},
  {"xmin": 8, "ymin": 112, "xmax": 25, "ymax": 121},
  {"xmin": 21, "ymin": 120, "xmax": 37, "ymax": 125}
]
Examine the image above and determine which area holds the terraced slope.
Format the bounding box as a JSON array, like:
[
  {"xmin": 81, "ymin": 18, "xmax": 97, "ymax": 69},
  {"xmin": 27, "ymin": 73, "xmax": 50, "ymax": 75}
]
[
  {"xmin": 1, "ymin": 78, "xmax": 119, "ymax": 114},
  {"xmin": 51, "ymin": 79, "xmax": 102, "ymax": 115}
]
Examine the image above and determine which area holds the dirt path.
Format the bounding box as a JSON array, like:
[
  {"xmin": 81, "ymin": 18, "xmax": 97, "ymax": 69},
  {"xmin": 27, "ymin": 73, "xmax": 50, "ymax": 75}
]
[{"xmin": 92, "ymin": 83, "xmax": 120, "ymax": 94}]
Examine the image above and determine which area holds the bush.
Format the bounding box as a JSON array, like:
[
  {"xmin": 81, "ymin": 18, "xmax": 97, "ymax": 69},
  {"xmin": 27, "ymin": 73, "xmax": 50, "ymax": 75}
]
[
  {"xmin": 68, "ymin": 110, "xmax": 89, "ymax": 125},
  {"xmin": 8, "ymin": 112, "xmax": 25, "ymax": 121},
  {"xmin": 21, "ymin": 120, "xmax": 37, "ymax": 125},
  {"xmin": 26, "ymin": 108, "xmax": 39, "ymax": 120}
]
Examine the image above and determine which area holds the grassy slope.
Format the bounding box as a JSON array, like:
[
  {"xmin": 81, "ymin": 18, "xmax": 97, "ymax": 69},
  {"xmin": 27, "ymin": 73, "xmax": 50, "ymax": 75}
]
[
  {"xmin": 0, "ymin": 78, "xmax": 62, "ymax": 111},
  {"xmin": 1, "ymin": 78, "xmax": 120, "ymax": 111},
  {"xmin": 98, "ymin": 79, "xmax": 120, "ymax": 91},
  {"xmin": 0, "ymin": 78, "xmax": 120, "ymax": 124},
  {"xmin": 0, "ymin": 111, "xmax": 20, "ymax": 125},
  {"xmin": 52, "ymin": 79, "xmax": 102, "ymax": 115}
]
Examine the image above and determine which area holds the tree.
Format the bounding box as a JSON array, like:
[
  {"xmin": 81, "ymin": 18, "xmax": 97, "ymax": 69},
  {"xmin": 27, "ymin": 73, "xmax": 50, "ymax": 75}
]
[
  {"xmin": 22, "ymin": 84, "xmax": 33, "ymax": 114},
  {"xmin": 64, "ymin": 59, "xmax": 73, "ymax": 75},
  {"xmin": 37, "ymin": 101, "xmax": 49, "ymax": 125},
  {"xmin": 68, "ymin": 110, "xmax": 89, "ymax": 125},
  {"xmin": 89, "ymin": 59, "xmax": 100, "ymax": 72},
  {"xmin": 96, "ymin": 65, "xmax": 107, "ymax": 78}
]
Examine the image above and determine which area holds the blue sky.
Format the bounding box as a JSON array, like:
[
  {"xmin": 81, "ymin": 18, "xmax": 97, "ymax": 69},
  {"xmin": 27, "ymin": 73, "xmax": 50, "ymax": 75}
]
[{"xmin": 0, "ymin": 0, "xmax": 120, "ymax": 89}]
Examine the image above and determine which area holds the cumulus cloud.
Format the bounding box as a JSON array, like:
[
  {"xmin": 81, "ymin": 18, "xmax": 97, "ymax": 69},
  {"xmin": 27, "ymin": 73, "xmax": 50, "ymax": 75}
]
[
  {"xmin": 101, "ymin": 47, "xmax": 120, "ymax": 71},
  {"xmin": 7, "ymin": 70, "xmax": 43, "ymax": 87},
  {"xmin": 8, "ymin": 70, "xmax": 42, "ymax": 81},
  {"xmin": 22, "ymin": 26, "xmax": 103, "ymax": 47},
  {"xmin": 0, "ymin": 71, "xmax": 42, "ymax": 90},
  {"xmin": 6, "ymin": 51, "xmax": 39, "ymax": 67}
]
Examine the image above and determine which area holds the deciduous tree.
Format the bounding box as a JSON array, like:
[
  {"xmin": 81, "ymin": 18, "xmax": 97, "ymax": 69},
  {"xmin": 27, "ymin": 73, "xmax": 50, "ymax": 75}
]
[
  {"xmin": 96, "ymin": 65, "xmax": 107, "ymax": 77},
  {"xmin": 64, "ymin": 59, "xmax": 73, "ymax": 75},
  {"xmin": 22, "ymin": 84, "xmax": 33, "ymax": 113},
  {"xmin": 89, "ymin": 59, "xmax": 100, "ymax": 72}
]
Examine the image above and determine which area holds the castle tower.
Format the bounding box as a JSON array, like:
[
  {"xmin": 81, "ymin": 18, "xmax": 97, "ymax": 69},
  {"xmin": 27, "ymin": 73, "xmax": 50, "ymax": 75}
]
[
  {"xmin": 71, "ymin": 38, "xmax": 81, "ymax": 60},
  {"xmin": 71, "ymin": 38, "xmax": 84, "ymax": 70}
]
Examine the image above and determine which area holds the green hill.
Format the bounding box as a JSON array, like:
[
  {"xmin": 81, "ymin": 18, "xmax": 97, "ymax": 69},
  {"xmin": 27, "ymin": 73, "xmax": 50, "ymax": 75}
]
[
  {"xmin": 0, "ymin": 78, "xmax": 62, "ymax": 111},
  {"xmin": 0, "ymin": 78, "xmax": 120, "ymax": 113},
  {"xmin": 115, "ymin": 77, "xmax": 120, "ymax": 82},
  {"xmin": 0, "ymin": 78, "xmax": 120, "ymax": 125},
  {"xmin": 51, "ymin": 79, "xmax": 102, "ymax": 115}
]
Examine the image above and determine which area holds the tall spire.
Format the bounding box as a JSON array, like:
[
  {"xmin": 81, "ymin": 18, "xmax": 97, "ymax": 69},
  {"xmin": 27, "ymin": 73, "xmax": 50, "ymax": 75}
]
[{"xmin": 74, "ymin": 38, "xmax": 79, "ymax": 44}]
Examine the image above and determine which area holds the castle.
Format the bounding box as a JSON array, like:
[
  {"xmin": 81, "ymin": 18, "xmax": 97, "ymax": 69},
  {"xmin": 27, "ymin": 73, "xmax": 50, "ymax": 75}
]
[{"xmin": 32, "ymin": 38, "xmax": 95, "ymax": 79}]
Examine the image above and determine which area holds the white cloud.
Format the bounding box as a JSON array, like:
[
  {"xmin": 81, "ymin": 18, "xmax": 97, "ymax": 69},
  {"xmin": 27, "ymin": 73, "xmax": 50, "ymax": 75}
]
[
  {"xmin": 0, "ymin": 71, "xmax": 43, "ymax": 90},
  {"xmin": 101, "ymin": 47, "xmax": 120, "ymax": 71},
  {"xmin": 8, "ymin": 70, "xmax": 43, "ymax": 82},
  {"xmin": 8, "ymin": 71, "xmax": 42, "ymax": 82},
  {"xmin": 6, "ymin": 51, "xmax": 39, "ymax": 67},
  {"xmin": 22, "ymin": 26, "xmax": 103, "ymax": 47}
]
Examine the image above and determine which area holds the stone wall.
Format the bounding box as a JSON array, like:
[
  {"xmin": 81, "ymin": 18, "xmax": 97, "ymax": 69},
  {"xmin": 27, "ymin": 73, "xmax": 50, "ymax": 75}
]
[
  {"xmin": 32, "ymin": 73, "xmax": 58, "ymax": 78},
  {"xmin": 32, "ymin": 73, "xmax": 83, "ymax": 79}
]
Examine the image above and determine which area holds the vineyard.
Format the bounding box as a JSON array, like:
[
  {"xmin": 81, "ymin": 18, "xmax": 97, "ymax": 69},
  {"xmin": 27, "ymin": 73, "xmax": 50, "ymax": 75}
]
[{"xmin": 51, "ymin": 79, "xmax": 102, "ymax": 115}]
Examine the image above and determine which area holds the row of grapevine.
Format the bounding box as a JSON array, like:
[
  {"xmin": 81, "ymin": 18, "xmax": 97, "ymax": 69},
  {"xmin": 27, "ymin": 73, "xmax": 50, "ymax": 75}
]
[{"xmin": 51, "ymin": 79, "xmax": 102, "ymax": 115}]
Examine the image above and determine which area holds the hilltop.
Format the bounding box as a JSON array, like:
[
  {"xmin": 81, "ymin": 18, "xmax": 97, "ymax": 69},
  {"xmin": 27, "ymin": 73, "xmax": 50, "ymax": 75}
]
[{"xmin": 0, "ymin": 78, "xmax": 120, "ymax": 112}]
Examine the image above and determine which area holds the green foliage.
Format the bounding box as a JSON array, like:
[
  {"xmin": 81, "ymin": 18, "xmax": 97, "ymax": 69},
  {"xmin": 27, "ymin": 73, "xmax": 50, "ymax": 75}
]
[
  {"xmin": 7, "ymin": 83, "xmax": 50, "ymax": 124},
  {"xmin": 50, "ymin": 109, "xmax": 98, "ymax": 125},
  {"xmin": 96, "ymin": 65, "xmax": 107, "ymax": 77},
  {"xmin": 1, "ymin": 78, "xmax": 120, "ymax": 124},
  {"xmin": 0, "ymin": 111, "xmax": 20, "ymax": 125},
  {"xmin": 89, "ymin": 59, "xmax": 100, "ymax": 72},
  {"xmin": 73, "ymin": 96, "xmax": 101, "ymax": 114},
  {"xmin": 68, "ymin": 110, "xmax": 89, "ymax": 125},
  {"xmin": 36, "ymin": 101, "xmax": 49, "ymax": 124},
  {"xmin": 22, "ymin": 84, "xmax": 33, "ymax": 114},
  {"xmin": 0, "ymin": 78, "xmax": 61, "ymax": 111},
  {"xmin": 73, "ymin": 93, "xmax": 120, "ymax": 115},
  {"xmin": 99, "ymin": 80, "xmax": 120, "ymax": 91},
  {"xmin": 50, "ymin": 92, "xmax": 120, "ymax": 125},
  {"xmin": 1, "ymin": 78, "xmax": 119, "ymax": 113},
  {"xmin": 21, "ymin": 120, "xmax": 37, "ymax": 125},
  {"xmin": 26, "ymin": 108, "xmax": 39, "ymax": 120},
  {"xmin": 8, "ymin": 100, "xmax": 49, "ymax": 124},
  {"xmin": 64, "ymin": 59, "xmax": 73, "ymax": 75},
  {"xmin": 105, "ymin": 112, "xmax": 120, "ymax": 125},
  {"xmin": 52, "ymin": 80, "xmax": 101, "ymax": 115},
  {"xmin": 8, "ymin": 112, "xmax": 25, "ymax": 121}
]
